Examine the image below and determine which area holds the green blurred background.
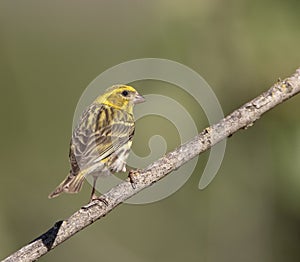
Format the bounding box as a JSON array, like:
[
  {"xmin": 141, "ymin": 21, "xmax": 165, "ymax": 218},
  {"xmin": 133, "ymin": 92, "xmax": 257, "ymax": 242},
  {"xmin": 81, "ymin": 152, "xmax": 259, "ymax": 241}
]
[{"xmin": 1, "ymin": 0, "xmax": 300, "ymax": 261}]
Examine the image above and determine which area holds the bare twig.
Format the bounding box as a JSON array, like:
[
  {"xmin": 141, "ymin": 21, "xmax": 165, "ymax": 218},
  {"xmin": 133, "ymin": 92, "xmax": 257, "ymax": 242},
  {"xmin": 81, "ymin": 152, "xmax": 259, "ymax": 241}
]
[{"xmin": 2, "ymin": 68, "xmax": 300, "ymax": 262}]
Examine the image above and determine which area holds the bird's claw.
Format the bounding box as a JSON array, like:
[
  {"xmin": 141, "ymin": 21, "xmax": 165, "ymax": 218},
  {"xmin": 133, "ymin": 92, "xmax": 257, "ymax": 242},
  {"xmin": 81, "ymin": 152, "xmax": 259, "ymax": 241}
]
[
  {"xmin": 81, "ymin": 197, "xmax": 109, "ymax": 210},
  {"xmin": 128, "ymin": 169, "xmax": 140, "ymax": 189}
]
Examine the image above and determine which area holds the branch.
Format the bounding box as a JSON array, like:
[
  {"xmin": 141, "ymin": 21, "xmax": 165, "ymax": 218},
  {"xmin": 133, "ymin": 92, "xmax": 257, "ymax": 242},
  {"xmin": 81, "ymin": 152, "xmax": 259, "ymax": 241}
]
[{"xmin": 2, "ymin": 68, "xmax": 300, "ymax": 262}]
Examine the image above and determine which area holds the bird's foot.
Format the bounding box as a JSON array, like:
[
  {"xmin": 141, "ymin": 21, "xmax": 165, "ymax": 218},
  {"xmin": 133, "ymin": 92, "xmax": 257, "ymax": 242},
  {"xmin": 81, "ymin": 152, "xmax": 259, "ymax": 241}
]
[
  {"xmin": 91, "ymin": 195, "xmax": 109, "ymax": 206},
  {"xmin": 128, "ymin": 169, "xmax": 141, "ymax": 189},
  {"xmin": 81, "ymin": 195, "xmax": 108, "ymax": 209}
]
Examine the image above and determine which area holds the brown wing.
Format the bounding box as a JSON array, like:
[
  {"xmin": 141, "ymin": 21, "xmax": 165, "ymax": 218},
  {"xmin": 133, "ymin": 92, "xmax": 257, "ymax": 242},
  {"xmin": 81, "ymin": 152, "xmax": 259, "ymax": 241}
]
[{"xmin": 69, "ymin": 103, "xmax": 134, "ymax": 175}]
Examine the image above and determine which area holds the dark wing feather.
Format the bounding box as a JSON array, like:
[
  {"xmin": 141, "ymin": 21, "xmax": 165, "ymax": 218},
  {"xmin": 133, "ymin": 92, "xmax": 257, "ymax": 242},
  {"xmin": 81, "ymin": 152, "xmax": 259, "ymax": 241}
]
[{"xmin": 69, "ymin": 103, "xmax": 134, "ymax": 175}]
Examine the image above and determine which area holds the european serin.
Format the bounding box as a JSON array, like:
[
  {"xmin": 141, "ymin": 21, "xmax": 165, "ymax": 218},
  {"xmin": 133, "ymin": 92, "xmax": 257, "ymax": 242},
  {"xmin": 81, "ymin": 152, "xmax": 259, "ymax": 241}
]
[{"xmin": 48, "ymin": 85, "xmax": 145, "ymax": 202}]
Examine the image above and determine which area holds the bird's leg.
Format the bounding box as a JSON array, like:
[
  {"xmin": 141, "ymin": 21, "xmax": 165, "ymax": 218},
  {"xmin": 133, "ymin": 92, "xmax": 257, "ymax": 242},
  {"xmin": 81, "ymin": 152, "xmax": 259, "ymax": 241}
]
[
  {"xmin": 82, "ymin": 177, "xmax": 108, "ymax": 209},
  {"xmin": 89, "ymin": 176, "xmax": 98, "ymax": 202},
  {"xmin": 85, "ymin": 176, "xmax": 108, "ymax": 206}
]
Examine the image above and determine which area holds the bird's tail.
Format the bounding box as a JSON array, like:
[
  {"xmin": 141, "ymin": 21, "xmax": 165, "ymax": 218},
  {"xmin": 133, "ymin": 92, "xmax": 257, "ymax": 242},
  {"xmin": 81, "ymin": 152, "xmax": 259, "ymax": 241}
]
[{"xmin": 48, "ymin": 171, "xmax": 86, "ymax": 199}]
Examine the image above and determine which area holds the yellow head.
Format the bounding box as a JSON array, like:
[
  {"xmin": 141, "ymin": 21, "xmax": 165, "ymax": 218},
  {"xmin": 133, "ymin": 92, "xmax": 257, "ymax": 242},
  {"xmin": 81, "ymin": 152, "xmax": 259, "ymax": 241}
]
[{"xmin": 95, "ymin": 85, "xmax": 145, "ymax": 113}]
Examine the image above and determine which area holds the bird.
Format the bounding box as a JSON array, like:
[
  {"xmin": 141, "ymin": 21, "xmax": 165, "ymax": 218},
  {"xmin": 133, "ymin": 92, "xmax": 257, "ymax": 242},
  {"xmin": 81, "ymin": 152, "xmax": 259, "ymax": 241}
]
[{"xmin": 48, "ymin": 84, "xmax": 145, "ymax": 202}]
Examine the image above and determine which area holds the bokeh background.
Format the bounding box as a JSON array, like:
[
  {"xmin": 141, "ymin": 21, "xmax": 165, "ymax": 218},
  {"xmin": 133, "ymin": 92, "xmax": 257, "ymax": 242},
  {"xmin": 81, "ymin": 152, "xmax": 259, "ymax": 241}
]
[{"xmin": 1, "ymin": 1, "xmax": 300, "ymax": 261}]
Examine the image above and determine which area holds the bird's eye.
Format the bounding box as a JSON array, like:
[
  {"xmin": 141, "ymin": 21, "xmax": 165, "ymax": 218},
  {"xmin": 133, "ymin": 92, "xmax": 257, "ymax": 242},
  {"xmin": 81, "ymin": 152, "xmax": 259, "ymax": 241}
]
[{"xmin": 122, "ymin": 90, "xmax": 129, "ymax": 97}]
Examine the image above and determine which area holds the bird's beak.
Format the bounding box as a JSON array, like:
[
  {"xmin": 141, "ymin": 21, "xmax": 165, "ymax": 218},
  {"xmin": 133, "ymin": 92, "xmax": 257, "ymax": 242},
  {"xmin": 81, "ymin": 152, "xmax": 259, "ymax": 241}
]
[{"xmin": 134, "ymin": 93, "xmax": 146, "ymax": 104}]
